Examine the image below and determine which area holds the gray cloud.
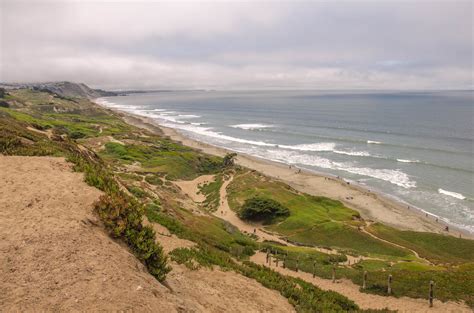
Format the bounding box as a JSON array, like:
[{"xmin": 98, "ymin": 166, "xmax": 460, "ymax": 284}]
[{"xmin": 1, "ymin": 0, "xmax": 472, "ymax": 90}]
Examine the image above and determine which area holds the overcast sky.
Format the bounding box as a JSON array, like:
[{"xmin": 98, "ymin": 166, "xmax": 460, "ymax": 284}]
[{"xmin": 1, "ymin": 0, "xmax": 472, "ymax": 90}]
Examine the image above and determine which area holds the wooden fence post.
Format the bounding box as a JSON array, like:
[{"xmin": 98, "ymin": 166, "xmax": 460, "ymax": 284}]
[
  {"xmin": 283, "ymin": 255, "xmax": 286, "ymax": 268},
  {"xmin": 296, "ymin": 257, "xmax": 299, "ymax": 272},
  {"xmin": 362, "ymin": 271, "xmax": 367, "ymax": 289},
  {"xmin": 429, "ymin": 280, "xmax": 434, "ymax": 308},
  {"xmin": 332, "ymin": 264, "xmax": 336, "ymax": 283},
  {"xmin": 312, "ymin": 261, "xmax": 316, "ymax": 278},
  {"xmin": 387, "ymin": 274, "xmax": 392, "ymax": 295}
]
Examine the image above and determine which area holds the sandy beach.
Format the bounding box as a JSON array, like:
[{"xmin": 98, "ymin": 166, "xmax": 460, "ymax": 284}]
[{"xmin": 116, "ymin": 111, "xmax": 472, "ymax": 239}]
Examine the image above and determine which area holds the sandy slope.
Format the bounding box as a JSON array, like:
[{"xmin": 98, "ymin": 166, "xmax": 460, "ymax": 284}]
[{"xmin": 0, "ymin": 156, "xmax": 295, "ymax": 312}]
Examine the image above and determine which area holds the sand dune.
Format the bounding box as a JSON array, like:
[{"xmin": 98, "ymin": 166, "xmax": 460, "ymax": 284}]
[{"xmin": 0, "ymin": 156, "xmax": 295, "ymax": 312}]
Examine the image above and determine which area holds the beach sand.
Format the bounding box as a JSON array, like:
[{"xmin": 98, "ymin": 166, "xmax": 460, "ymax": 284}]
[{"xmin": 117, "ymin": 111, "xmax": 472, "ymax": 239}]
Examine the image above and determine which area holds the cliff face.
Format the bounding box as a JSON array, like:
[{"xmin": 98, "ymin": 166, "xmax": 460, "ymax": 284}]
[{"xmin": 0, "ymin": 81, "xmax": 117, "ymax": 99}]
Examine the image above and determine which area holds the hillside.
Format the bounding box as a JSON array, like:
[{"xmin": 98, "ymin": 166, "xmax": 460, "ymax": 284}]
[
  {"xmin": 0, "ymin": 81, "xmax": 116, "ymax": 99},
  {"xmin": 0, "ymin": 85, "xmax": 473, "ymax": 312}
]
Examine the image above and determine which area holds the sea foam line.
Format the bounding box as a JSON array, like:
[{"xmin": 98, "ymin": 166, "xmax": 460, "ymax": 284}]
[
  {"xmin": 438, "ymin": 188, "xmax": 466, "ymax": 200},
  {"xmin": 231, "ymin": 123, "xmax": 274, "ymax": 130}
]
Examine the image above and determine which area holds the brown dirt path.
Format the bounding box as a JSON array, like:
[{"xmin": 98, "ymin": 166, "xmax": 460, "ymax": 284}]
[
  {"xmin": 175, "ymin": 174, "xmax": 215, "ymax": 203},
  {"xmin": 211, "ymin": 173, "xmax": 470, "ymax": 312},
  {"xmin": 251, "ymin": 252, "xmax": 470, "ymax": 312}
]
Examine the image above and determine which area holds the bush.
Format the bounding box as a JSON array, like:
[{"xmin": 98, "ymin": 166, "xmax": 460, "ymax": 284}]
[
  {"xmin": 238, "ymin": 196, "xmax": 290, "ymax": 223},
  {"xmin": 95, "ymin": 194, "xmax": 171, "ymax": 281},
  {"xmin": 69, "ymin": 130, "xmax": 86, "ymax": 139}
]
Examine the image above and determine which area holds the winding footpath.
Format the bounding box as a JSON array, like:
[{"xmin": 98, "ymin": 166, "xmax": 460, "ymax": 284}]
[{"xmin": 179, "ymin": 174, "xmax": 471, "ymax": 312}]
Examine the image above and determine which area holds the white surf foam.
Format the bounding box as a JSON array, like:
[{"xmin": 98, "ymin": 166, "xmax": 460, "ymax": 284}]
[
  {"xmin": 438, "ymin": 189, "xmax": 466, "ymax": 200},
  {"xmin": 178, "ymin": 114, "xmax": 201, "ymax": 119},
  {"xmin": 169, "ymin": 123, "xmax": 276, "ymax": 147},
  {"xmin": 397, "ymin": 159, "xmax": 419, "ymax": 163},
  {"xmin": 256, "ymin": 149, "xmax": 416, "ymax": 189},
  {"xmin": 231, "ymin": 123, "xmax": 274, "ymax": 130},
  {"xmin": 367, "ymin": 140, "xmax": 382, "ymax": 144},
  {"xmin": 280, "ymin": 142, "xmax": 336, "ymax": 152},
  {"xmin": 333, "ymin": 150, "xmax": 371, "ymax": 157}
]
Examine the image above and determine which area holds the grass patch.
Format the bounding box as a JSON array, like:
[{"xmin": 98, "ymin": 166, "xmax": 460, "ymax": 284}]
[
  {"xmin": 228, "ymin": 171, "xmax": 412, "ymax": 258},
  {"xmin": 368, "ymin": 223, "xmax": 474, "ymax": 264},
  {"xmin": 101, "ymin": 141, "xmax": 223, "ymax": 180},
  {"xmin": 198, "ymin": 174, "xmax": 223, "ymax": 211}
]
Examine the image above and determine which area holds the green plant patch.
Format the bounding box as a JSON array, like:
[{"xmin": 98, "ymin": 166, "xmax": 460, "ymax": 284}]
[{"xmin": 368, "ymin": 223, "xmax": 474, "ymax": 264}]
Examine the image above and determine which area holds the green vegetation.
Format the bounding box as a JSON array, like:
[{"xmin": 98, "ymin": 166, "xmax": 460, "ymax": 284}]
[
  {"xmin": 228, "ymin": 171, "xmax": 413, "ymax": 259},
  {"xmin": 238, "ymin": 196, "xmax": 290, "ymax": 223},
  {"xmin": 198, "ymin": 174, "xmax": 223, "ymax": 211},
  {"xmin": 223, "ymin": 152, "xmax": 237, "ymax": 167},
  {"xmin": 368, "ymin": 223, "xmax": 474, "ymax": 265},
  {"xmin": 169, "ymin": 247, "xmax": 362, "ymax": 312},
  {"xmin": 95, "ymin": 194, "xmax": 170, "ymax": 281},
  {"xmin": 101, "ymin": 141, "xmax": 223, "ymax": 180}
]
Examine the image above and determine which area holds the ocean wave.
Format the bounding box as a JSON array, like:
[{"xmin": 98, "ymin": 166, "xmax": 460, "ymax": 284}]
[
  {"xmin": 280, "ymin": 142, "xmax": 336, "ymax": 152},
  {"xmin": 169, "ymin": 123, "xmax": 275, "ymax": 147},
  {"xmin": 257, "ymin": 149, "xmax": 416, "ymax": 189},
  {"xmin": 438, "ymin": 188, "xmax": 466, "ymax": 200},
  {"xmin": 333, "ymin": 150, "xmax": 371, "ymax": 157},
  {"xmin": 178, "ymin": 114, "xmax": 201, "ymax": 119},
  {"xmin": 367, "ymin": 140, "xmax": 382, "ymax": 144},
  {"xmin": 231, "ymin": 123, "xmax": 274, "ymax": 130},
  {"xmin": 397, "ymin": 159, "xmax": 420, "ymax": 163}
]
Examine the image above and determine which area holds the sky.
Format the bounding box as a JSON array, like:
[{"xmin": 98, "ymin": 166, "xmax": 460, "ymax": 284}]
[{"xmin": 0, "ymin": 0, "xmax": 472, "ymax": 90}]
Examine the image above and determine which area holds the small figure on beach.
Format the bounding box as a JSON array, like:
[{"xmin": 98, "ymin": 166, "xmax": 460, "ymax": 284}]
[
  {"xmin": 436, "ymin": 218, "xmax": 438, "ymax": 222},
  {"xmin": 254, "ymin": 228, "xmax": 256, "ymax": 234},
  {"xmin": 445, "ymin": 226, "xmax": 449, "ymax": 232}
]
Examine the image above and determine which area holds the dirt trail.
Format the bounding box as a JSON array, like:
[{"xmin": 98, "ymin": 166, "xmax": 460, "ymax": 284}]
[
  {"xmin": 213, "ymin": 175, "xmax": 290, "ymax": 245},
  {"xmin": 175, "ymin": 174, "xmax": 215, "ymax": 203},
  {"xmin": 209, "ymin": 174, "xmax": 470, "ymax": 312},
  {"xmin": 0, "ymin": 156, "xmax": 296, "ymax": 312},
  {"xmin": 251, "ymin": 252, "xmax": 470, "ymax": 312},
  {"xmin": 360, "ymin": 223, "xmax": 432, "ymax": 264}
]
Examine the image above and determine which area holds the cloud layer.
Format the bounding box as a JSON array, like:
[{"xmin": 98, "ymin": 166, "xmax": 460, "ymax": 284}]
[{"xmin": 1, "ymin": 0, "xmax": 472, "ymax": 90}]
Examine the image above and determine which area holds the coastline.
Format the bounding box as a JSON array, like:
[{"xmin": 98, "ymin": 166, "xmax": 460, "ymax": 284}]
[{"xmin": 106, "ymin": 106, "xmax": 472, "ymax": 239}]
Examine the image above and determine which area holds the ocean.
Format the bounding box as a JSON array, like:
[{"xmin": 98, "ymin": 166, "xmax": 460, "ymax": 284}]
[{"xmin": 97, "ymin": 90, "xmax": 474, "ymax": 233}]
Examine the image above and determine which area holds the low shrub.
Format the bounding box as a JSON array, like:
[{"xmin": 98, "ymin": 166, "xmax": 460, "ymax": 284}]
[
  {"xmin": 95, "ymin": 194, "xmax": 171, "ymax": 281},
  {"xmin": 238, "ymin": 196, "xmax": 290, "ymax": 223}
]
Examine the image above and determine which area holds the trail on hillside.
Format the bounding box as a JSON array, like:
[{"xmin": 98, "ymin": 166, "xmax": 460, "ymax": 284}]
[
  {"xmin": 201, "ymin": 173, "xmax": 470, "ymax": 312},
  {"xmin": 250, "ymin": 252, "xmax": 469, "ymax": 312}
]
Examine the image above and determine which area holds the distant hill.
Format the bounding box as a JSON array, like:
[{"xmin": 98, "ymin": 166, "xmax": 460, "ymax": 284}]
[{"xmin": 0, "ymin": 81, "xmax": 117, "ymax": 99}]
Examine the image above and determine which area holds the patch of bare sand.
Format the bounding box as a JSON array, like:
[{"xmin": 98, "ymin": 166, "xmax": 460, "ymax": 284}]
[
  {"xmin": 0, "ymin": 156, "xmax": 184, "ymax": 312},
  {"xmin": 0, "ymin": 156, "xmax": 296, "ymax": 312},
  {"xmin": 169, "ymin": 264, "xmax": 295, "ymax": 313},
  {"xmin": 175, "ymin": 174, "xmax": 215, "ymax": 203}
]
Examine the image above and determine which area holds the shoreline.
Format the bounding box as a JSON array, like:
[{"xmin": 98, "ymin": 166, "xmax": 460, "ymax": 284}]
[{"xmin": 102, "ymin": 104, "xmax": 472, "ymax": 239}]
